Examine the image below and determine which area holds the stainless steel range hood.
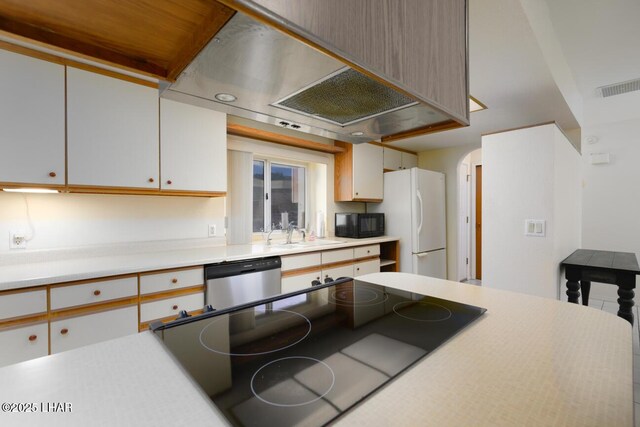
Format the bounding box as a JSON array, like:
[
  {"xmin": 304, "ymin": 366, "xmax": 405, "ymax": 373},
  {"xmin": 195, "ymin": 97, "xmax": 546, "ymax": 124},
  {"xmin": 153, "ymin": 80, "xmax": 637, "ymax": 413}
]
[{"xmin": 164, "ymin": 12, "xmax": 451, "ymax": 144}]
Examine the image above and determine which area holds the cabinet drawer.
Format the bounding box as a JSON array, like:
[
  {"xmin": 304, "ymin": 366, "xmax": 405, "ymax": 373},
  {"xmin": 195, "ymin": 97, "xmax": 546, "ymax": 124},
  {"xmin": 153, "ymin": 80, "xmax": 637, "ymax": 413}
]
[
  {"xmin": 281, "ymin": 270, "xmax": 322, "ymax": 294},
  {"xmin": 0, "ymin": 322, "xmax": 48, "ymax": 367},
  {"xmin": 0, "ymin": 289, "xmax": 47, "ymax": 321},
  {"xmin": 50, "ymin": 305, "xmax": 138, "ymax": 354},
  {"xmin": 140, "ymin": 292, "xmax": 204, "ymax": 323},
  {"xmin": 322, "ymin": 249, "xmax": 354, "ymax": 265},
  {"xmin": 354, "ymin": 259, "xmax": 380, "ymax": 277},
  {"xmin": 50, "ymin": 276, "xmax": 137, "ymax": 310},
  {"xmin": 281, "ymin": 253, "xmax": 322, "ymax": 272},
  {"xmin": 354, "ymin": 245, "xmax": 380, "ymax": 259},
  {"xmin": 140, "ymin": 267, "xmax": 204, "ymax": 295},
  {"xmin": 322, "ymin": 264, "xmax": 354, "ymax": 281}
]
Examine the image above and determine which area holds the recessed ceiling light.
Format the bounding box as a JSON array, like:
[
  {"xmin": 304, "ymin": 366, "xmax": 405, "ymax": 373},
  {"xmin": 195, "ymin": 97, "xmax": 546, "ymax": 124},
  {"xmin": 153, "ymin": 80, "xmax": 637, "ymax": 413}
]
[
  {"xmin": 469, "ymin": 96, "xmax": 487, "ymax": 113},
  {"xmin": 215, "ymin": 93, "xmax": 237, "ymax": 102},
  {"xmin": 3, "ymin": 188, "xmax": 59, "ymax": 194},
  {"xmin": 350, "ymin": 131, "xmax": 364, "ymax": 136}
]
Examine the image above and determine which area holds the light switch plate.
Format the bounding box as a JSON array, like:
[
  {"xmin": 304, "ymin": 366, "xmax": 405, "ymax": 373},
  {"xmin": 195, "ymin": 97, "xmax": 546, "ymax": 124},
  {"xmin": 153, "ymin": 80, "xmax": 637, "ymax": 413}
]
[
  {"xmin": 525, "ymin": 220, "xmax": 546, "ymax": 237},
  {"xmin": 10, "ymin": 231, "xmax": 27, "ymax": 249},
  {"xmin": 208, "ymin": 224, "xmax": 216, "ymax": 237}
]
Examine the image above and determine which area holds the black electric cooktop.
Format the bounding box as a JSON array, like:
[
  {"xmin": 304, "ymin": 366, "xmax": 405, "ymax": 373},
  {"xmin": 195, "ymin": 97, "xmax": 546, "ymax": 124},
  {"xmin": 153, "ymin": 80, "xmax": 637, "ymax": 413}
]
[{"xmin": 152, "ymin": 279, "xmax": 486, "ymax": 427}]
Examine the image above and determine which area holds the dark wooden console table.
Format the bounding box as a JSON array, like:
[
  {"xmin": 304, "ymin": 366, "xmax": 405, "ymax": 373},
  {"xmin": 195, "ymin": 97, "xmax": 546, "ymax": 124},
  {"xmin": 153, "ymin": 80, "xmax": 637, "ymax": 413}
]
[{"xmin": 561, "ymin": 249, "xmax": 640, "ymax": 325}]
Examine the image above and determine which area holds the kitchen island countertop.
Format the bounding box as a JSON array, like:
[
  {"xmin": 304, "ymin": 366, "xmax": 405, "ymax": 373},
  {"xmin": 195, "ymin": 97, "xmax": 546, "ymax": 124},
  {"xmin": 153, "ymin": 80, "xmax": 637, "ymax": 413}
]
[{"xmin": 0, "ymin": 272, "xmax": 632, "ymax": 426}]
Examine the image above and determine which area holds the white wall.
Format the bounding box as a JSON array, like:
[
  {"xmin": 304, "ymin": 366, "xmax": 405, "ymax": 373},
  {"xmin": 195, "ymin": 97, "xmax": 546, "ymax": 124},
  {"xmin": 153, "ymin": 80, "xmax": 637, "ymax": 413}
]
[
  {"xmin": 580, "ymin": 117, "xmax": 640, "ymax": 302},
  {"xmin": 482, "ymin": 123, "xmax": 581, "ymax": 299},
  {"xmin": 418, "ymin": 144, "xmax": 481, "ymax": 280},
  {"xmin": 0, "ymin": 192, "xmax": 226, "ymax": 252}
]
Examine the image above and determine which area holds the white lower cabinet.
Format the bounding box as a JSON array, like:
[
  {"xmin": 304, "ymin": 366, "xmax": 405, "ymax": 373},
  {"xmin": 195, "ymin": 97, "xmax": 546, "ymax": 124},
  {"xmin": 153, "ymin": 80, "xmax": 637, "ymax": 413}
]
[
  {"xmin": 0, "ymin": 323, "xmax": 48, "ymax": 367},
  {"xmin": 322, "ymin": 264, "xmax": 355, "ymax": 282},
  {"xmin": 140, "ymin": 292, "xmax": 204, "ymax": 323},
  {"xmin": 50, "ymin": 305, "xmax": 138, "ymax": 354},
  {"xmin": 281, "ymin": 270, "xmax": 322, "ymax": 294},
  {"xmin": 354, "ymin": 259, "xmax": 381, "ymax": 277}
]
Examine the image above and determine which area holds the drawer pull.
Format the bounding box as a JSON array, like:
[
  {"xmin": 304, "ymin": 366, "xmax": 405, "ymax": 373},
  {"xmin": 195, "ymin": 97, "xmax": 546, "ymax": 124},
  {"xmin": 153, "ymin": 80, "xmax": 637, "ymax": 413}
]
[
  {"xmin": 93, "ymin": 290, "xmax": 101, "ymax": 296},
  {"xmin": 148, "ymin": 177, "xmax": 155, "ymax": 183},
  {"xmin": 28, "ymin": 335, "xmax": 37, "ymax": 342},
  {"xmin": 357, "ymin": 267, "xmax": 360, "ymax": 271},
  {"xmin": 166, "ymin": 180, "xmax": 172, "ymax": 185},
  {"xmin": 60, "ymin": 328, "xmax": 69, "ymax": 335},
  {"xmin": 171, "ymin": 278, "xmax": 178, "ymax": 284},
  {"xmin": 367, "ymin": 250, "xmax": 371, "ymax": 253},
  {"xmin": 172, "ymin": 305, "xmax": 178, "ymax": 310},
  {"xmin": 49, "ymin": 172, "xmax": 57, "ymax": 177}
]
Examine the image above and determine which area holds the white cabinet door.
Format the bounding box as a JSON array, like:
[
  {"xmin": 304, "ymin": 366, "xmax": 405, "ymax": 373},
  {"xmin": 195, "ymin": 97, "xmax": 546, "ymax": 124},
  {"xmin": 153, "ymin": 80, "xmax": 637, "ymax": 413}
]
[
  {"xmin": 353, "ymin": 143, "xmax": 383, "ymax": 200},
  {"xmin": 354, "ymin": 258, "xmax": 380, "ymax": 277},
  {"xmin": 322, "ymin": 264, "xmax": 354, "ymax": 282},
  {"xmin": 402, "ymin": 152, "xmax": 418, "ymax": 169},
  {"xmin": 0, "ymin": 323, "xmax": 48, "ymax": 367},
  {"xmin": 160, "ymin": 99, "xmax": 226, "ymax": 192},
  {"xmin": 383, "ymin": 148, "xmax": 402, "ymax": 171},
  {"xmin": 281, "ymin": 270, "xmax": 322, "ymax": 294},
  {"xmin": 67, "ymin": 67, "xmax": 159, "ymax": 189},
  {"xmin": 0, "ymin": 50, "xmax": 65, "ymax": 186},
  {"xmin": 50, "ymin": 305, "xmax": 138, "ymax": 354}
]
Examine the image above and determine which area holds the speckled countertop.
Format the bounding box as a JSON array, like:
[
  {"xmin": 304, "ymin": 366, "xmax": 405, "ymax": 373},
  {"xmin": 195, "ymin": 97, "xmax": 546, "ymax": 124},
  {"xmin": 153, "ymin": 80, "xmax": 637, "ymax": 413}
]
[
  {"xmin": 0, "ymin": 272, "xmax": 632, "ymax": 426},
  {"xmin": 0, "ymin": 236, "xmax": 398, "ymax": 291}
]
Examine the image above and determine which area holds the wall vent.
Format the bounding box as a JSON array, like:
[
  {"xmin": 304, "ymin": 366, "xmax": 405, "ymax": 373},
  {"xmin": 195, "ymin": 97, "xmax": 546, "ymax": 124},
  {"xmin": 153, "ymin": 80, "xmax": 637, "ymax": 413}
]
[{"xmin": 598, "ymin": 78, "xmax": 640, "ymax": 98}]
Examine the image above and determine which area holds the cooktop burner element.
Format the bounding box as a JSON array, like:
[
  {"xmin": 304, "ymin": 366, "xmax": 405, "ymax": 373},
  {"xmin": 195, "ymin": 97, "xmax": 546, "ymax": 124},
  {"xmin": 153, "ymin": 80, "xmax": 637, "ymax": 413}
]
[
  {"xmin": 327, "ymin": 283, "xmax": 388, "ymax": 307},
  {"xmin": 153, "ymin": 278, "xmax": 486, "ymax": 427},
  {"xmin": 199, "ymin": 310, "xmax": 311, "ymax": 356},
  {"xmin": 251, "ymin": 357, "xmax": 335, "ymax": 407},
  {"xmin": 392, "ymin": 301, "xmax": 453, "ymax": 322}
]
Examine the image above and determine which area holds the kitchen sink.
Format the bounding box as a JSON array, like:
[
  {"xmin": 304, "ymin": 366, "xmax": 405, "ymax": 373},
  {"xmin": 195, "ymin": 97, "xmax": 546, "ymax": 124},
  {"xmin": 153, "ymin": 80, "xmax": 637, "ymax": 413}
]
[{"xmin": 271, "ymin": 239, "xmax": 345, "ymax": 249}]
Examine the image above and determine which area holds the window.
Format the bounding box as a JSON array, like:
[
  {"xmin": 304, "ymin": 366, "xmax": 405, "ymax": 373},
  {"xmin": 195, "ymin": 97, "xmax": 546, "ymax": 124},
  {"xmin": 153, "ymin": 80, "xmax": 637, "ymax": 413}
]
[{"xmin": 253, "ymin": 159, "xmax": 306, "ymax": 232}]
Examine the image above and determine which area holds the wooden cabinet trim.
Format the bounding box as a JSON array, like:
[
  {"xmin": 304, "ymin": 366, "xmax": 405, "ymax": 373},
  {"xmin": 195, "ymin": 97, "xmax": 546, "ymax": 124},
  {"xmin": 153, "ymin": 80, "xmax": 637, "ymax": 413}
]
[
  {"xmin": 227, "ymin": 123, "xmax": 344, "ymax": 154},
  {"xmin": 369, "ymin": 142, "xmax": 417, "ymax": 156},
  {"xmin": 139, "ymin": 285, "xmax": 205, "ymax": 303},
  {"xmin": 139, "ymin": 265, "xmax": 204, "ymax": 277},
  {"xmin": 49, "ymin": 298, "xmax": 138, "ymax": 321},
  {"xmin": 0, "ymin": 314, "xmax": 49, "ymax": 331},
  {"xmin": 0, "ymin": 285, "xmax": 47, "ymax": 296}
]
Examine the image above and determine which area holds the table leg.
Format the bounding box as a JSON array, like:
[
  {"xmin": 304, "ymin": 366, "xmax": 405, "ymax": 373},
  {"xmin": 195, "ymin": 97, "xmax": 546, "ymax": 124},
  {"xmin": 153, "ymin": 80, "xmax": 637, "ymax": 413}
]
[
  {"xmin": 617, "ymin": 287, "xmax": 635, "ymax": 325},
  {"xmin": 566, "ymin": 280, "xmax": 580, "ymax": 304},
  {"xmin": 580, "ymin": 281, "xmax": 591, "ymax": 306}
]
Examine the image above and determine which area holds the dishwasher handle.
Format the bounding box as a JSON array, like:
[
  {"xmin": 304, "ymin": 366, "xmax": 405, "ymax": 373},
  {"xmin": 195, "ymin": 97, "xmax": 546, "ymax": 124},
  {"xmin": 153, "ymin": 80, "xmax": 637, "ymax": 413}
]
[{"xmin": 205, "ymin": 256, "xmax": 281, "ymax": 280}]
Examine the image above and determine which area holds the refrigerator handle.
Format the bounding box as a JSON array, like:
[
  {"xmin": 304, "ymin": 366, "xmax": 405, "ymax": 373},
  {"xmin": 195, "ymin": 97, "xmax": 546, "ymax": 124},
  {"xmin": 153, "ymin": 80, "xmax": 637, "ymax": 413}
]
[
  {"xmin": 416, "ymin": 190, "xmax": 424, "ymax": 235},
  {"xmin": 416, "ymin": 252, "xmax": 429, "ymax": 258}
]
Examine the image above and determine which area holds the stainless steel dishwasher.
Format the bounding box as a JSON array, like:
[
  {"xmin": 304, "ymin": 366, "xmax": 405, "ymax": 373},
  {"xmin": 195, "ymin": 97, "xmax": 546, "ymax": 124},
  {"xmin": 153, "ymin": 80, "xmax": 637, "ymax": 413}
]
[{"xmin": 205, "ymin": 256, "xmax": 281, "ymax": 310}]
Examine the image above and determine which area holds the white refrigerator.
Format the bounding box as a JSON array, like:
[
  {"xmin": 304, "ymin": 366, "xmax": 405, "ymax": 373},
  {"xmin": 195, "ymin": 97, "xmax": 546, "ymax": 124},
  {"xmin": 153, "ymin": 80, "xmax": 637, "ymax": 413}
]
[{"xmin": 370, "ymin": 168, "xmax": 447, "ymax": 279}]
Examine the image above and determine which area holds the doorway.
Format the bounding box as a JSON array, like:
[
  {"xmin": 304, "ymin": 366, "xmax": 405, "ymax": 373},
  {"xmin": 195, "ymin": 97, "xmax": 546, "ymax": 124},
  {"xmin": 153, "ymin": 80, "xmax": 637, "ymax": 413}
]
[
  {"xmin": 458, "ymin": 149, "xmax": 482, "ymax": 283},
  {"xmin": 475, "ymin": 165, "xmax": 482, "ymax": 279}
]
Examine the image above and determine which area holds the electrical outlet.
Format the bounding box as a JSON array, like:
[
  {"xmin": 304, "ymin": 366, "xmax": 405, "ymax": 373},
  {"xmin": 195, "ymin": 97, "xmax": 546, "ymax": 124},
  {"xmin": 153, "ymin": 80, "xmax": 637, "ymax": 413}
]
[
  {"xmin": 208, "ymin": 224, "xmax": 216, "ymax": 237},
  {"xmin": 10, "ymin": 231, "xmax": 27, "ymax": 249}
]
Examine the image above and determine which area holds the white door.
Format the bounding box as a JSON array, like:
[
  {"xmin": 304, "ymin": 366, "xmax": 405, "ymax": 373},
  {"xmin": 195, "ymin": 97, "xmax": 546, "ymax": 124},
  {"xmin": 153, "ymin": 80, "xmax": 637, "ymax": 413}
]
[
  {"xmin": 67, "ymin": 67, "xmax": 159, "ymax": 189},
  {"xmin": 414, "ymin": 249, "xmax": 447, "ymax": 279},
  {"xmin": 160, "ymin": 99, "xmax": 227, "ymax": 192},
  {"xmin": 458, "ymin": 162, "xmax": 471, "ymax": 281},
  {"xmin": 353, "ymin": 143, "xmax": 383, "ymax": 200},
  {"xmin": 412, "ymin": 169, "xmax": 446, "ymax": 253},
  {"xmin": 0, "ymin": 50, "xmax": 65, "ymax": 186}
]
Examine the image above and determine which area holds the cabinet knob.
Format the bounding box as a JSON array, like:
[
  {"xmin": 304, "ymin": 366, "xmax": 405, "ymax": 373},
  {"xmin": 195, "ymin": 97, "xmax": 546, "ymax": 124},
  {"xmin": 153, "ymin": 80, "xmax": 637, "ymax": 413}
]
[
  {"xmin": 171, "ymin": 278, "xmax": 178, "ymax": 284},
  {"xmin": 172, "ymin": 305, "xmax": 178, "ymax": 310},
  {"xmin": 49, "ymin": 172, "xmax": 57, "ymax": 178},
  {"xmin": 166, "ymin": 180, "xmax": 172, "ymax": 185},
  {"xmin": 60, "ymin": 328, "xmax": 69, "ymax": 335},
  {"xmin": 355, "ymin": 192, "xmax": 359, "ymax": 196},
  {"xmin": 367, "ymin": 250, "xmax": 371, "ymax": 253},
  {"xmin": 93, "ymin": 290, "xmax": 101, "ymax": 296},
  {"xmin": 148, "ymin": 178, "xmax": 154, "ymax": 183},
  {"xmin": 357, "ymin": 267, "xmax": 360, "ymax": 271},
  {"xmin": 28, "ymin": 335, "xmax": 37, "ymax": 342}
]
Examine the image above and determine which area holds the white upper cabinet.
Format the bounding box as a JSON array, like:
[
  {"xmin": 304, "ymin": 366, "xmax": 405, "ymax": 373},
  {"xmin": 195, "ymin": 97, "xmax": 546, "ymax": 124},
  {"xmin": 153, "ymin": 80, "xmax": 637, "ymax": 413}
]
[
  {"xmin": 383, "ymin": 148, "xmax": 402, "ymax": 171},
  {"xmin": 67, "ymin": 67, "xmax": 159, "ymax": 189},
  {"xmin": 402, "ymin": 152, "xmax": 418, "ymax": 169},
  {"xmin": 353, "ymin": 143, "xmax": 383, "ymax": 200},
  {"xmin": 383, "ymin": 148, "xmax": 417, "ymax": 171},
  {"xmin": 160, "ymin": 99, "xmax": 226, "ymax": 193},
  {"xmin": 0, "ymin": 50, "xmax": 65, "ymax": 186}
]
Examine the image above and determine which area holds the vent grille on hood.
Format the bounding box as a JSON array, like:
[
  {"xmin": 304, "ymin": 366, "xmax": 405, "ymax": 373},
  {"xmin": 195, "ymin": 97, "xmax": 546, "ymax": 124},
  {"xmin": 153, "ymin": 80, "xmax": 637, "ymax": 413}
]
[
  {"xmin": 599, "ymin": 78, "xmax": 640, "ymax": 98},
  {"xmin": 272, "ymin": 68, "xmax": 418, "ymax": 126}
]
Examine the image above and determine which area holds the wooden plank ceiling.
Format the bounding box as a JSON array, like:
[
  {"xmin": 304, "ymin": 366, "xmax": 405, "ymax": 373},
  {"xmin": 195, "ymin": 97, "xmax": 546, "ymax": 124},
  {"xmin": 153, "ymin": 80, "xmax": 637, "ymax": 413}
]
[{"xmin": 0, "ymin": 0, "xmax": 235, "ymax": 80}]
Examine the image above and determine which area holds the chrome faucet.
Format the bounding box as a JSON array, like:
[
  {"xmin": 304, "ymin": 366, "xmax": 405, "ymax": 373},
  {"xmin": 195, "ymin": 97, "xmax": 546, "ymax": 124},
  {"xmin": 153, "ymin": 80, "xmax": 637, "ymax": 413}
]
[
  {"xmin": 298, "ymin": 228, "xmax": 306, "ymax": 242},
  {"xmin": 285, "ymin": 222, "xmax": 296, "ymax": 244},
  {"xmin": 265, "ymin": 223, "xmax": 281, "ymax": 246}
]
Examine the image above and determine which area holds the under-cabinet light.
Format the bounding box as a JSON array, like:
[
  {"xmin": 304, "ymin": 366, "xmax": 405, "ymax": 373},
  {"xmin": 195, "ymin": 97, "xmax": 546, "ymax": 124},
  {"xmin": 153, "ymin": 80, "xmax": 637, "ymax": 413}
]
[{"xmin": 2, "ymin": 188, "xmax": 59, "ymax": 194}]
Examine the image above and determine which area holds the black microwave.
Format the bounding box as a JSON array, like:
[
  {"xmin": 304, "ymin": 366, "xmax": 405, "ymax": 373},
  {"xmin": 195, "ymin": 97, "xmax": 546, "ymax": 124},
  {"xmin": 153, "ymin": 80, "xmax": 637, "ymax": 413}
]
[{"xmin": 335, "ymin": 213, "xmax": 385, "ymax": 238}]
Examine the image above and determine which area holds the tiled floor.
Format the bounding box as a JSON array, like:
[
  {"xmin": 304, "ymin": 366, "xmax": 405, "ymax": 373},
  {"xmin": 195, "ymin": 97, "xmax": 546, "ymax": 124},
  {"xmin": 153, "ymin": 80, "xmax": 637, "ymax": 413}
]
[{"xmin": 586, "ymin": 297, "xmax": 640, "ymax": 426}]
